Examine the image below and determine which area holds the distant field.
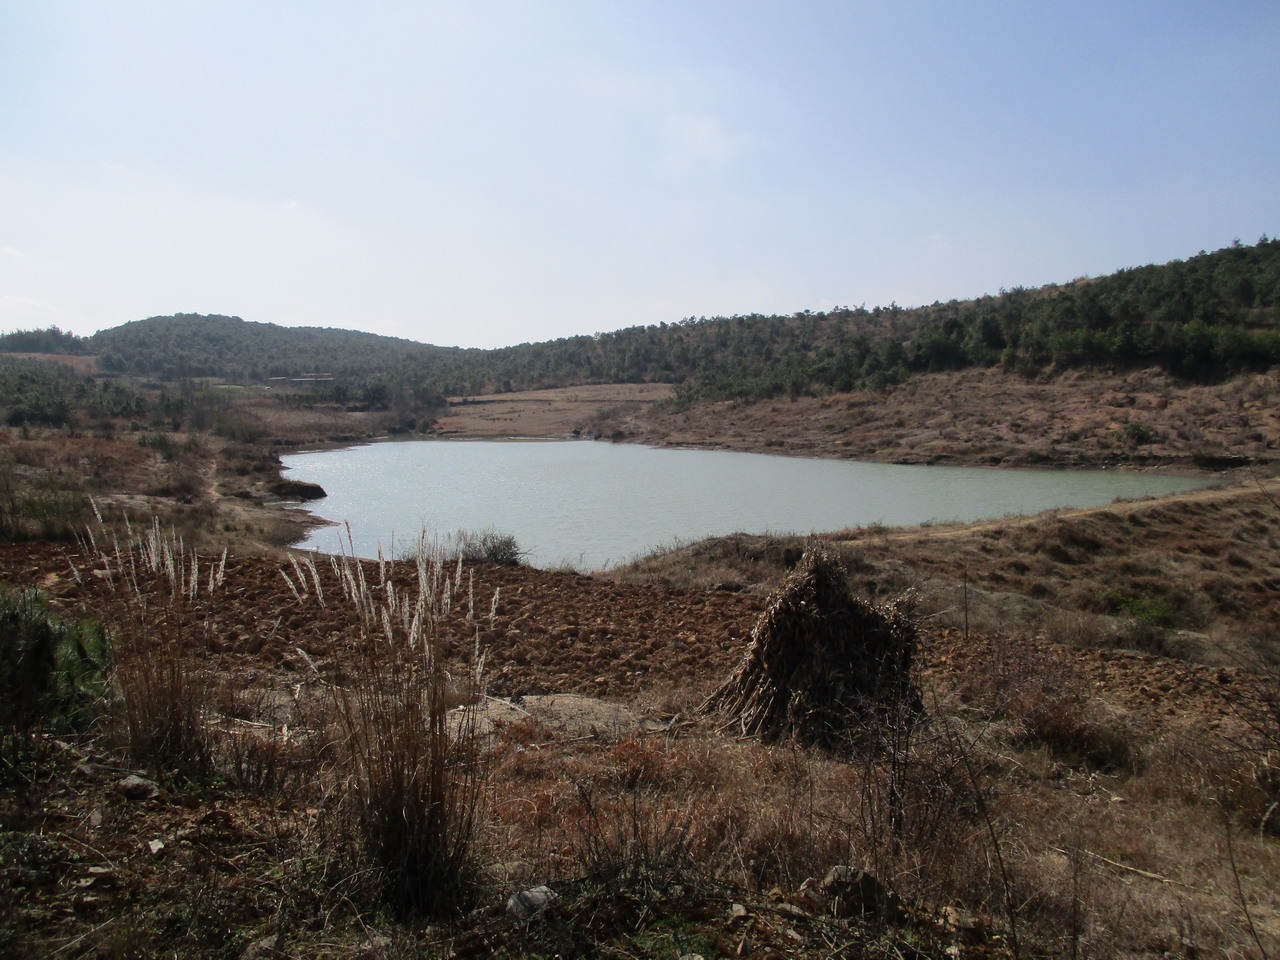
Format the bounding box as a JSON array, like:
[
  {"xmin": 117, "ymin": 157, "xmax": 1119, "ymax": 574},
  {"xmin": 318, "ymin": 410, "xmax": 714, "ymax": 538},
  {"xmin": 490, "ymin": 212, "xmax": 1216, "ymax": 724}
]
[
  {"xmin": 0, "ymin": 351, "xmax": 98, "ymax": 374},
  {"xmin": 437, "ymin": 382, "xmax": 673, "ymax": 438}
]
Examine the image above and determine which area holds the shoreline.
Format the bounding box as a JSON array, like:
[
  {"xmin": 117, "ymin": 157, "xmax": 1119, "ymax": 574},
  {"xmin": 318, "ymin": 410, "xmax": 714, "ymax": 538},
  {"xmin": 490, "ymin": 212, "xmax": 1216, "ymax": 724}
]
[{"xmin": 271, "ymin": 436, "xmax": 1226, "ymax": 569}]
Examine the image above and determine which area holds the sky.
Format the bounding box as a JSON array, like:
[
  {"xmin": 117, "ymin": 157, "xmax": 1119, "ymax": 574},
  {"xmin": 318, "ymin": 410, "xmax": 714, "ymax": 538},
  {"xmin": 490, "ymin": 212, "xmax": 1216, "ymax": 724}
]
[{"xmin": 2, "ymin": 2, "xmax": 1278, "ymax": 350}]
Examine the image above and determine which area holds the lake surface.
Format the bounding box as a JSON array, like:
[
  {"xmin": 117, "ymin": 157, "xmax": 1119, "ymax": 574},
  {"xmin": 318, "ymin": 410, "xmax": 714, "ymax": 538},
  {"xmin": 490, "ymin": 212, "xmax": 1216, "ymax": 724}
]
[{"xmin": 281, "ymin": 440, "xmax": 1212, "ymax": 570}]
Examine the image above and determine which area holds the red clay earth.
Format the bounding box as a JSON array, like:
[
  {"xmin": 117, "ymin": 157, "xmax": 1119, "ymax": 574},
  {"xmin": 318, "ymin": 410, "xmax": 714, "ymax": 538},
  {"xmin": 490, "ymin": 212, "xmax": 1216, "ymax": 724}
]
[{"xmin": 4, "ymin": 540, "xmax": 1263, "ymax": 745}]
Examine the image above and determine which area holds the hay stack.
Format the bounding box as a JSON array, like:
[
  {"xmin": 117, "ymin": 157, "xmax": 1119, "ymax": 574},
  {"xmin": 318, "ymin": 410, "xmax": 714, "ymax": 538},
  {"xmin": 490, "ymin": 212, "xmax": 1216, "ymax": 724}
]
[{"xmin": 701, "ymin": 544, "xmax": 921, "ymax": 747}]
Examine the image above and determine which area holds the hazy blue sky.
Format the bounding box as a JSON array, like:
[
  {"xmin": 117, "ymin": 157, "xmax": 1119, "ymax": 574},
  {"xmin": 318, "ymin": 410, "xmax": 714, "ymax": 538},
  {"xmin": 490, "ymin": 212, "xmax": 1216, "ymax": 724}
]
[{"xmin": 3, "ymin": 2, "xmax": 1277, "ymax": 348}]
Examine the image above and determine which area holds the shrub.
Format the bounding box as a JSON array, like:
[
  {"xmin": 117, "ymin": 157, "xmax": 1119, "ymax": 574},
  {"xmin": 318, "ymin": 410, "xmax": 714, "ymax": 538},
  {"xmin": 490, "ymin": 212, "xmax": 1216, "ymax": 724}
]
[
  {"xmin": 138, "ymin": 432, "xmax": 179, "ymax": 461},
  {"xmin": 0, "ymin": 587, "xmax": 109, "ymax": 737},
  {"xmin": 956, "ymin": 644, "xmax": 1143, "ymax": 774},
  {"xmin": 0, "ymin": 461, "xmax": 88, "ymax": 541},
  {"xmin": 449, "ymin": 527, "xmax": 526, "ymax": 566},
  {"xmin": 1098, "ymin": 589, "xmax": 1179, "ymax": 628},
  {"xmin": 113, "ymin": 642, "xmax": 215, "ymax": 781},
  {"xmin": 1123, "ymin": 421, "xmax": 1159, "ymax": 446}
]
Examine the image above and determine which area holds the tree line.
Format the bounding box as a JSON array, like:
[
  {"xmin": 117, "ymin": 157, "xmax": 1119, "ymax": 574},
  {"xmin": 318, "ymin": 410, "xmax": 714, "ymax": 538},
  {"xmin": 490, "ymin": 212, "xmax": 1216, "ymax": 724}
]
[{"xmin": 3, "ymin": 238, "xmax": 1278, "ymax": 407}]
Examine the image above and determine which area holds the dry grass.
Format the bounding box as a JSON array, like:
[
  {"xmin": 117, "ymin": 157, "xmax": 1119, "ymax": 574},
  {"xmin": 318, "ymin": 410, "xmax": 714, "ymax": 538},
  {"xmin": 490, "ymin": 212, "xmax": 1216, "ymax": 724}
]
[
  {"xmin": 58, "ymin": 520, "xmax": 490, "ymax": 923},
  {"xmin": 627, "ymin": 367, "xmax": 1280, "ymax": 469},
  {"xmin": 608, "ymin": 479, "xmax": 1280, "ymax": 671},
  {"xmin": 474, "ymin": 659, "xmax": 1280, "ymax": 956},
  {"xmin": 82, "ymin": 519, "xmax": 224, "ymax": 779},
  {"xmin": 318, "ymin": 535, "xmax": 488, "ymax": 919}
]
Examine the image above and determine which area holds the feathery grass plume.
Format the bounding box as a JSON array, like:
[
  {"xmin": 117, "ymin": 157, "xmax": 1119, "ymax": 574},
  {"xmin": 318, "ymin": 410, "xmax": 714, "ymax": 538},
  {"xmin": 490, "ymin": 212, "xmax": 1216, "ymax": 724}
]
[
  {"xmin": 301, "ymin": 552, "xmax": 323, "ymax": 606},
  {"xmin": 87, "ymin": 519, "xmax": 226, "ymax": 780},
  {"xmin": 280, "ymin": 568, "xmax": 303, "ymax": 602},
  {"xmin": 210, "ymin": 547, "xmax": 228, "ymax": 593},
  {"xmin": 288, "ymin": 553, "xmax": 308, "ymax": 599},
  {"xmin": 311, "ymin": 530, "xmax": 486, "ymax": 918}
]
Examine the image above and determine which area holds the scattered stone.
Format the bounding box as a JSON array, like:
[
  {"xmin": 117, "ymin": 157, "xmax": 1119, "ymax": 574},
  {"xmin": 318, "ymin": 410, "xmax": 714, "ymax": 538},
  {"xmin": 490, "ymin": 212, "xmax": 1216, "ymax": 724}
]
[
  {"xmin": 147, "ymin": 839, "xmax": 166, "ymax": 857},
  {"xmin": 730, "ymin": 902, "xmax": 750, "ymax": 919},
  {"xmin": 240, "ymin": 934, "xmax": 281, "ymax": 959},
  {"xmin": 506, "ymin": 885, "xmax": 557, "ymax": 920},
  {"xmin": 357, "ymin": 934, "xmax": 393, "ymax": 957},
  {"xmin": 117, "ymin": 775, "xmax": 160, "ymax": 802},
  {"xmin": 818, "ymin": 865, "xmax": 900, "ymax": 919}
]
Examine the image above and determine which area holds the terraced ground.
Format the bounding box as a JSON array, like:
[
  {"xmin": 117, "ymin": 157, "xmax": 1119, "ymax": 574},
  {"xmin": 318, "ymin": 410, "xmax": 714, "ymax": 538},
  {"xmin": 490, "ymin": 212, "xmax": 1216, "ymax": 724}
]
[{"xmin": 3, "ymin": 361, "xmax": 1280, "ymax": 955}]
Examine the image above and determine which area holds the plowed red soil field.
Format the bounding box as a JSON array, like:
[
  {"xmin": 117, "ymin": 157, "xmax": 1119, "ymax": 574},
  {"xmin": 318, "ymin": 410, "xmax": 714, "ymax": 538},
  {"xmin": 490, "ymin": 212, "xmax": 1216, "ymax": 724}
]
[{"xmin": 3, "ymin": 540, "xmax": 1263, "ymax": 742}]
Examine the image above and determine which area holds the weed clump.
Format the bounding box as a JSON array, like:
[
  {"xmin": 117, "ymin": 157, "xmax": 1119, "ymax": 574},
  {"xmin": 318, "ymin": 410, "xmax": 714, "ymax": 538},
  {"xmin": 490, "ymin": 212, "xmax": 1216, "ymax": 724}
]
[
  {"xmin": 0, "ymin": 587, "xmax": 108, "ymax": 740},
  {"xmin": 449, "ymin": 526, "xmax": 526, "ymax": 566},
  {"xmin": 702, "ymin": 543, "xmax": 920, "ymax": 748}
]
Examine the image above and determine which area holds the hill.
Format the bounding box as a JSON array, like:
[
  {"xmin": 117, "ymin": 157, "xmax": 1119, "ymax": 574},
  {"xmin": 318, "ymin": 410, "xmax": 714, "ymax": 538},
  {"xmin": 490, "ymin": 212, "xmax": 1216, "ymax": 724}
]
[{"xmin": 4, "ymin": 239, "xmax": 1279, "ymax": 404}]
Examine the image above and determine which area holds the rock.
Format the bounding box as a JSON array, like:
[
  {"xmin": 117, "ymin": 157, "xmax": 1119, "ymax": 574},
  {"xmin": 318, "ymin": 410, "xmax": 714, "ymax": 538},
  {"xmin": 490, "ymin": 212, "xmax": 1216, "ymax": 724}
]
[
  {"xmin": 240, "ymin": 935, "xmax": 281, "ymax": 959},
  {"xmin": 271, "ymin": 479, "xmax": 327, "ymax": 501},
  {"xmin": 818, "ymin": 865, "xmax": 899, "ymax": 919},
  {"xmin": 117, "ymin": 775, "xmax": 160, "ymax": 802},
  {"xmin": 357, "ymin": 934, "xmax": 393, "ymax": 957},
  {"xmin": 506, "ymin": 885, "xmax": 557, "ymax": 920}
]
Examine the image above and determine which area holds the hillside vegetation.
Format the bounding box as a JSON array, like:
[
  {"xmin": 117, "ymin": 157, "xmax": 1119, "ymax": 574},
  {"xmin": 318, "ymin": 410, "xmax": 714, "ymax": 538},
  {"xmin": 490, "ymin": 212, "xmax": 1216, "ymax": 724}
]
[{"xmin": 4, "ymin": 239, "xmax": 1279, "ymax": 405}]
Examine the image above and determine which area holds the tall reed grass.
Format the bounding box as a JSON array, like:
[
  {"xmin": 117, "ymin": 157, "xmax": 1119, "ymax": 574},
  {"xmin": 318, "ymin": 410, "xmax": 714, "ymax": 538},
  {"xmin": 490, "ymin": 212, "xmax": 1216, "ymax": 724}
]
[
  {"xmin": 315, "ymin": 529, "xmax": 487, "ymax": 918},
  {"xmin": 74, "ymin": 517, "xmax": 227, "ymax": 780}
]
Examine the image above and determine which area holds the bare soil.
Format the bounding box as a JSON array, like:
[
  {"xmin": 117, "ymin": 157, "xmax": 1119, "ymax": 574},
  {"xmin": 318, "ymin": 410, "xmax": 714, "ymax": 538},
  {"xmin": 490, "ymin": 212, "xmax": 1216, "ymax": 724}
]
[{"xmin": 438, "ymin": 383, "xmax": 673, "ymax": 441}]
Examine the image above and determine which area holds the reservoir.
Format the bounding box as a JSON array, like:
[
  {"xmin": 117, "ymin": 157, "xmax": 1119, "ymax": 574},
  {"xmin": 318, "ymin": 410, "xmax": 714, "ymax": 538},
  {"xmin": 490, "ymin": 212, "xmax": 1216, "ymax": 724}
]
[{"xmin": 281, "ymin": 440, "xmax": 1212, "ymax": 570}]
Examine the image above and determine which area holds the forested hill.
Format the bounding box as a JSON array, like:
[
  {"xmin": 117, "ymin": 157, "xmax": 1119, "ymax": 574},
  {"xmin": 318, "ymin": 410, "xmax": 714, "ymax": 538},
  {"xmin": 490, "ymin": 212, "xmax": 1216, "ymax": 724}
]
[
  {"xmin": 86, "ymin": 314, "xmax": 474, "ymax": 382},
  {"xmin": 3, "ymin": 238, "xmax": 1279, "ymax": 401}
]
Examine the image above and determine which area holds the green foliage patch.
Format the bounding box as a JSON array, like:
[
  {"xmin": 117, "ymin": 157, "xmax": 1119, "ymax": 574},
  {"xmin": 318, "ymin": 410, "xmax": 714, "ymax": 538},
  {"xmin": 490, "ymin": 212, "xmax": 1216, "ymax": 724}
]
[
  {"xmin": 0, "ymin": 460, "xmax": 89, "ymax": 542},
  {"xmin": 0, "ymin": 587, "xmax": 109, "ymax": 736},
  {"xmin": 1097, "ymin": 589, "xmax": 1180, "ymax": 628}
]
